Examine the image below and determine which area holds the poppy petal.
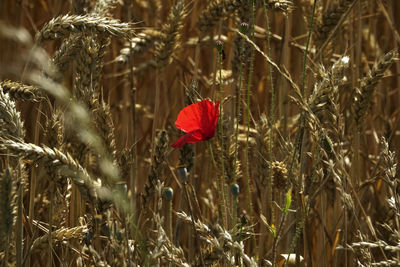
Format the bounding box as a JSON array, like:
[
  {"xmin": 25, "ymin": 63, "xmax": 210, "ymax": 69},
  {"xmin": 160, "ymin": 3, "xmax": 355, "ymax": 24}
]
[
  {"xmin": 172, "ymin": 99, "xmax": 219, "ymax": 148},
  {"xmin": 197, "ymin": 100, "xmax": 217, "ymax": 136},
  {"xmin": 175, "ymin": 101, "xmax": 204, "ymax": 133},
  {"xmin": 171, "ymin": 130, "xmax": 204, "ymax": 148},
  {"xmin": 202, "ymin": 101, "xmax": 219, "ymax": 138}
]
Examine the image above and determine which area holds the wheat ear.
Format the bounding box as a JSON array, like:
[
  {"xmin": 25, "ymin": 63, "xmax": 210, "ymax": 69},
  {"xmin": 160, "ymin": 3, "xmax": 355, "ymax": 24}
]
[
  {"xmin": 0, "ymin": 80, "xmax": 42, "ymax": 101},
  {"xmin": 155, "ymin": 0, "xmax": 187, "ymax": 68},
  {"xmin": 0, "ymin": 89, "xmax": 25, "ymax": 139},
  {"xmin": 0, "ymin": 167, "xmax": 17, "ymax": 243},
  {"xmin": 143, "ymin": 130, "xmax": 168, "ymax": 205},
  {"xmin": 35, "ymin": 14, "xmax": 133, "ymax": 43},
  {"xmin": 49, "ymin": 35, "xmax": 82, "ymax": 82},
  {"xmin": 31, "ymin": 226, "xmax": 88, "ymax": 251},
  {"xmin": 353, "ymin": 51, "xmax": 398, "ymax": 130},
  {"xmin": 0, "ymin": 139, "xmax": 100, "ymax": 203}
]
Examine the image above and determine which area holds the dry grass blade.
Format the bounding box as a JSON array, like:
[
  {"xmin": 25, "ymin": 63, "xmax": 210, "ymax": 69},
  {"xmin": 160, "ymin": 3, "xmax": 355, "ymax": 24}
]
[
  {"xmin": 35, "ymin": 14, "xmax": 133, "ymax": 43},
  {"xmin": 235, "ymin": 28, "xmax": 300, "ymax": 92}
]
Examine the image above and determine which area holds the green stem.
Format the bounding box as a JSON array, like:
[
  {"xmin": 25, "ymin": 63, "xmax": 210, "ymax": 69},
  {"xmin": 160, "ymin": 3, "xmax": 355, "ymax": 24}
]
[
  {"xmin": 263, "ymin": 0, "xmax": 275, "ymax": 225},
  {"xmin": 256, "ymin": 3, "xmax": 276, "ymax": 260},
  {"xmin": 208, "ymin": 141, "xmax": 227, "ymax": 228},
  {"xmin": 285, "ymin": 139, "xmax": 321, "ymax": 267},
  {"xmin": 283, "ymin": 1, "xmax": 317, "ymax": 265},
  {"xmin": 234, "ymin": 38, "xmax": 245, "ymax": 187},
  {"xmin": 167, "ymin": 200, "xmax": 172, "ymax": 241},
  {"xmin": 244, "ymin": 0, "xmax": 256, "ymax": 252},
  {"xmin": 301, "ymin": 0, "xmax": 317, "ymax": 98},
  {"xmin": 218, "ymin": 47, "xmax": 228, "ymax": 228}
]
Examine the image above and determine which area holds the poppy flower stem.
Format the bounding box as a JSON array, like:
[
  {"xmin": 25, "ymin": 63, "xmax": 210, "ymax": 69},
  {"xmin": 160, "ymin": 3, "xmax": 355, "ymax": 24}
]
[
  {"xmin": 259, "ymin": 1, "xmax": 276, "ymax": 259},
  {"xmin": 244, "ymin": 0, "xmax": 257, "ymax": 253},
  {"xmin": 218, "ymin": 45, "xmax": 228, "ymax": 227},
  {"xmin": 234, "ymin": 31, "xmax": 245, "ymax": 192},
  {"xmin": 208, "ymin": 141, "xmax": 227, "ymax": 229}
]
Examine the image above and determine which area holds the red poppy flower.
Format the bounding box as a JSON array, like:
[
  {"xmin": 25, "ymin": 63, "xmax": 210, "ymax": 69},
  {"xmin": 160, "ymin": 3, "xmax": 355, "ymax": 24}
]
[{"xmin": 172, "ymin": 99, "xmax": 220, "ymax": 148}]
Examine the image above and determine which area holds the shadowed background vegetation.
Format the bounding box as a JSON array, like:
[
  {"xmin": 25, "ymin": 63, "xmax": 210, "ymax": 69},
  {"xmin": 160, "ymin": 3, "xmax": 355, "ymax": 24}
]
[{"xmin": 0, "ymin": 0, "xmax": 400, "ymax": 266}]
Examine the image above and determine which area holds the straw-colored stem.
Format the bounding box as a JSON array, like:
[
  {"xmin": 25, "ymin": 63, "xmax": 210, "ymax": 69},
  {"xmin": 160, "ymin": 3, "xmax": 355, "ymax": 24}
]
[
  {"xmin": 48, "ymin": 182, "xmax": 54, "ymax": 265},
  {"xmin": 301, "ymin": 0, "xmax": 317, "ymax": 97},
  {"xmin": 284, "ymin": 139, "xmax": 321, "ymax": 267},
  {"xmin": 183, "ymin": 182, "xmax": 204, "ymax": 266},
  {"xmin": 16, "ymin": 176, "xmax": 23, "ymax": 267},
  {"xmin": 3, "ymin": 236, "xmax": 9, "ymax": 267},
  {"xmin": 259, "ymin": 2, "xmax": 276, "ymax": 258}
]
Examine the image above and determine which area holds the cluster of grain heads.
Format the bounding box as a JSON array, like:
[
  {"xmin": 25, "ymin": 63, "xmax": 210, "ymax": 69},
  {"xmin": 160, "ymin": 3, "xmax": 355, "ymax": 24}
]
[
  {"xmin": 309, "ymin": 56, "xmax": 349, "ymax": 132},
  {"xmin": 198, "ymin": 0, "xmax": 293, "ymax": 33}
]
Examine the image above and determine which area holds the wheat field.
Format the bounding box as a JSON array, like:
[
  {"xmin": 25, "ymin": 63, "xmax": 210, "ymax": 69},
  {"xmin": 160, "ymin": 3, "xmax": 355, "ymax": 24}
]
[{"xmin": 0, "ymin": 0, "xmax": 400, "ymax": 266}]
